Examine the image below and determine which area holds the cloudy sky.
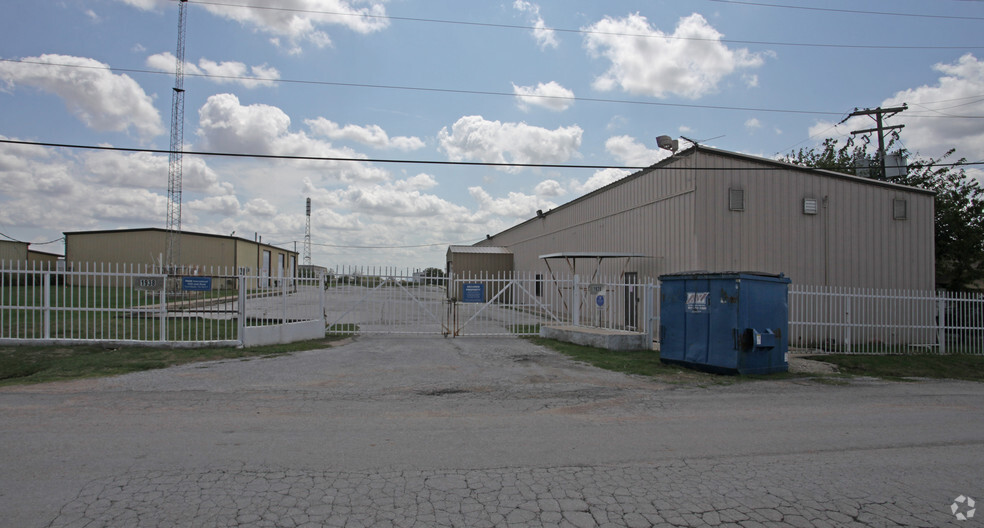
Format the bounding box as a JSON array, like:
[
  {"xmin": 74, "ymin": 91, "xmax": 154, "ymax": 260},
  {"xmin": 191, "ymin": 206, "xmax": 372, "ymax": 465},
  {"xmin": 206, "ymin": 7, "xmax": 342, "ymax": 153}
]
[{"xmin": 1, "ymin": 1, "xmax": 982, "ymax": 270}]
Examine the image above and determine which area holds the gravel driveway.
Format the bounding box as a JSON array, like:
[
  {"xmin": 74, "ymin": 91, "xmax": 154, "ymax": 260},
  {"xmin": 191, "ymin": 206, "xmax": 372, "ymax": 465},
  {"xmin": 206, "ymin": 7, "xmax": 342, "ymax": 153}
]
[{"xmin": 1, "ymin": 335, "xmax": 981, "ymax": 527}]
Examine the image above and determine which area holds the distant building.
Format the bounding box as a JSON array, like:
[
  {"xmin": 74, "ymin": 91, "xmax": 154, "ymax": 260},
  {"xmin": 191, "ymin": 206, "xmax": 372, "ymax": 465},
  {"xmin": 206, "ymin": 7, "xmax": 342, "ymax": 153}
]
[
  {"xmin": 64, "ymin": 228, "xmax": 298, "ymax": 284},
  {"xmin": 1, "ymin": 239, "xmax": 61, "ymax": 269},
  {"xmin": 458, "ymin": 144, "xmax": 934, "ymax": 291}
]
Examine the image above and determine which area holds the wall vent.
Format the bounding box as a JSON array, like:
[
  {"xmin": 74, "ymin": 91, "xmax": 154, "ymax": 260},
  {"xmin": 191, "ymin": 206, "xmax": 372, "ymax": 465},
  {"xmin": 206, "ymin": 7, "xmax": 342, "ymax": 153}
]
[
  {"xmin": 803, "ymin": 198, "xmax": 819, "ymax": 215},
  {"xmin": 893, "ymin": 198, "xmax": 908, "ymax": 220},
  {"xmin": 729, "ymin": 188, "xmax": 745, "ymax": 211}
]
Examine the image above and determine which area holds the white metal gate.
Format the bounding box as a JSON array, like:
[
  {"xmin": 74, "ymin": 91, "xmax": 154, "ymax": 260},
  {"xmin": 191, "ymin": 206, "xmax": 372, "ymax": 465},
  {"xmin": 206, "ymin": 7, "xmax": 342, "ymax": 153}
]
[
  {"xmin": 323, "ymin": 268, "xmax": 652, "ymax": 338},
  {"xmin": 325, "ymin": 268, "xmax": 449, "ymax": 335}
]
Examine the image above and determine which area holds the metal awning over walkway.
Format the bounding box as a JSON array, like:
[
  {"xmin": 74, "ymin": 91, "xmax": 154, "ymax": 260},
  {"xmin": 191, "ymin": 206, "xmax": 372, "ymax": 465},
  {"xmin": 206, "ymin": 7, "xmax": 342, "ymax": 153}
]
[{"xmin": 538, "ymin": 252, "xmax": 647, "ymax": 283}]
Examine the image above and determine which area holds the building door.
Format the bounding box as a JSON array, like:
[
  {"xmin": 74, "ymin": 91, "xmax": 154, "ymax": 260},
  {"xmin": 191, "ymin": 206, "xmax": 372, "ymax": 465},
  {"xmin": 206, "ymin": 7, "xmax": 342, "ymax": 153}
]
[
  {"xmin": 261, "ymin": 250, "xmax": 271, "ymax": 288},
  {"xmin": 624, "ymin": 272, "xmax": 639, "ymax": 330}
]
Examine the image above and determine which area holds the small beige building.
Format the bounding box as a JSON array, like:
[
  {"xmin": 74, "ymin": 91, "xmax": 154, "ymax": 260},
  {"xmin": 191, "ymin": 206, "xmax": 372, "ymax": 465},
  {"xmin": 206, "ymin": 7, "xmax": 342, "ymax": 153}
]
[
  {"xmin": 0, "ymin": 240, "xmax": 28, "ymax": 263},
  {"xmin": 472, "ymin": 144, "xmax": 935, "ymax": 290},
  {"xmin": 1, "ymin": 240, "xmax": 62, "ymax": 269},
  {"xmin": 64, "ymin": 228, "xmax": 298, "ymax": 285}
]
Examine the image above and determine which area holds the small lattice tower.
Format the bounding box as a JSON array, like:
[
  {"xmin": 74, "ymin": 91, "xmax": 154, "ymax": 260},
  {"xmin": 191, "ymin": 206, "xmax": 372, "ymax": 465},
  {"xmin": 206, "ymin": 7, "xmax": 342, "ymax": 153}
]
[{"xmin": 164, "ymin": 0, "xmax": 189, "ymax": 272}]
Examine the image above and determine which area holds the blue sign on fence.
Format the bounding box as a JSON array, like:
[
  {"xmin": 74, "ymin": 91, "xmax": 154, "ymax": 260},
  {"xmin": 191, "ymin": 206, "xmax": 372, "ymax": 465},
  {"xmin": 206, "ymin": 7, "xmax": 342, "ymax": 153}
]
[
  {"xmin": 182, "ymin": 276, "xmax": 212, "ymax": 291},
  {"xmin": 461, "ymin": 283, "xmax": 485, "ymax": 303}
]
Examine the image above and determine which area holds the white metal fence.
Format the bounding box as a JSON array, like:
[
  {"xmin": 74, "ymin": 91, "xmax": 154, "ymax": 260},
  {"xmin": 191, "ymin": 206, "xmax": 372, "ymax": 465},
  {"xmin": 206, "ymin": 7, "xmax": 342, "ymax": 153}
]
[
  {"xmin": 788, "ymin": 285, "xmax": 984, "ymax": 354},
  {"xmin": 0, "ymin": 261, "xmax": 325, "ymax": 347},
  {"xmin": 3, "ymin": 260, "xmax": 984, "ymax": 354}
]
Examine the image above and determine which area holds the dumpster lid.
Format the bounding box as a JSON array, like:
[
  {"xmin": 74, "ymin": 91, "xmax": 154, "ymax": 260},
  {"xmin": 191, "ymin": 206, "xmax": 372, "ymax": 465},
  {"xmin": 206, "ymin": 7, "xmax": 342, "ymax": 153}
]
[{"xmin": 659, "ymin": 270, "xmax": 789, "ymax": 282}]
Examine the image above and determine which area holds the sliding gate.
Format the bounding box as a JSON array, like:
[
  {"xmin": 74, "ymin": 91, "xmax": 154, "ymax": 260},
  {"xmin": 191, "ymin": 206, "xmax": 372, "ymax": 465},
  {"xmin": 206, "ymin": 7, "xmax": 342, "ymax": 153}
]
[{"xmin": 325, "ymin": 269, "xmax": 566, "ymax": 337}]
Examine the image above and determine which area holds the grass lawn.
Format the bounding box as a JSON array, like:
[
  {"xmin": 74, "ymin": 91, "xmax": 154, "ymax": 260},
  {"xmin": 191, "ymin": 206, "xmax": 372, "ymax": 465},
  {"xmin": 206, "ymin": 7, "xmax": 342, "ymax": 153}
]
[
  {"xmin": 808, "ymin": 353, "xmax": 984, "ymax": 382},
  {"xmin": 526, "ymin": 337, "xmax": 984, "ymax": 384},
  {"xmin": 523, "ymin": 336, "xmax": 737, "ymax": 385},
  {"xmin": 0, "ymin": 335, "xmax": 351, "ymax": 387}
]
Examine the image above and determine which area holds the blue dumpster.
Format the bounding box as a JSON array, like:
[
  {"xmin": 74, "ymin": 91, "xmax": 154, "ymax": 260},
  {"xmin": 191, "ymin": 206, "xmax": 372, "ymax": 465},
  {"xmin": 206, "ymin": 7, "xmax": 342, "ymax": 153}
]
[{"xmin": 659, "ymin": 272, "xmax": 790, "ymax": 375}]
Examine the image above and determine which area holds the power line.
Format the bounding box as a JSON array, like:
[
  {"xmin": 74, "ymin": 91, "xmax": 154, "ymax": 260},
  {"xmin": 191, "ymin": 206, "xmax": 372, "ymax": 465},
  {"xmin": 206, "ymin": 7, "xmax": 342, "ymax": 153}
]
[
  {"xmin": 9, "ymin": 58, "xmax": 984, "ymax": 119},
  {"xmin": 8, "ymin": 58, "xmax": 984, "ymax": 119},
  {"xmin": 185, "ymin": 0, "xmax": 983, "ymax": 50},
  {"xmin": 4, "ymin": 138, "xmax": 982, "ymax": 170},
  {"xmin": 0, "ymin": 57, "xmax": 844, "ymax": 117},
  {"xmin": 706, "ymin": 0, "xmax": 984, "ymax": 21},
  {"xmin": 0, "ymin": 231, "xmax": 65, "ymax": 245}
]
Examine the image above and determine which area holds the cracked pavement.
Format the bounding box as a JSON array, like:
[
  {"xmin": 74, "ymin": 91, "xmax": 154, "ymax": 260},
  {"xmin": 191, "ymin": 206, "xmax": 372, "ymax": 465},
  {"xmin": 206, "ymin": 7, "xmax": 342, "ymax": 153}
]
[{"xmin": 1, "ymin": 336, "xmax": 982, "ymax": 527}]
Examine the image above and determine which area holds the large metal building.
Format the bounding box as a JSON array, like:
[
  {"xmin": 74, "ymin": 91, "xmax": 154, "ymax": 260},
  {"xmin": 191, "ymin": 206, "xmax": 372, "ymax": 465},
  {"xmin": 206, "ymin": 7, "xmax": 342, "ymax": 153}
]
[
  {"xmin": 471, "ymin": 144, "xmax": 935, "ymax": 290},
  {"xmin": 64, "ymin": 228, "xmax": 298, "ymax": 281}
]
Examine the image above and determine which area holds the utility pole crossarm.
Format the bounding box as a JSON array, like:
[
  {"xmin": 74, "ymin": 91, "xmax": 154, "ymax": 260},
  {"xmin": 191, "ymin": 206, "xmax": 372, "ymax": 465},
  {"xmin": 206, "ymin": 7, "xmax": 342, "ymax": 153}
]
[
  {"xmin": 847, "ymin": 104, "xmax": 907, "ymax": 178},
  {"xmin": 850, "ymin": 124, "xmax": 905, "ymax": 135}
]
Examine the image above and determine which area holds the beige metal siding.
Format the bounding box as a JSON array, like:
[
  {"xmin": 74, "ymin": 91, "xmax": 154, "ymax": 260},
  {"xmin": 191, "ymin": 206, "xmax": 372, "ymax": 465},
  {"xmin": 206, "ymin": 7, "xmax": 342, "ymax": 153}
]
[
  {"xmin": 693, "ymin": 150, "xmax": 935, "ymax": 289},
  {"xmin": 27, "ymin": 251, "xmax": 60, "ymax": 269},
  {"xmin": 0, "ymin": 240, "xmax": 28, "ymax": 262},
  {"xmin": 66, "ymin": 231, "xmax": 167, "ymax": 267},
  {"xmin": 481, "ymin": 162, "xmax": 697, "ymax": 281}
]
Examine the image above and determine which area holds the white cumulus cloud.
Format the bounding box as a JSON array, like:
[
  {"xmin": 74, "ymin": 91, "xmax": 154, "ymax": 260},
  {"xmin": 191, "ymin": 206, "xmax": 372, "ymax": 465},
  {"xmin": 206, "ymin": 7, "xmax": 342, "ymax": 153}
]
[
  {"xmin": 605, "ymin": 135, "xmax": 671, "ymax": 167},
  {"xmin": 583, "ymin": 13, "xmax": 765, "ymax": 99},
  {"xmin": 196, "ymin": 93, "xmax": 388, "ymax": 183},
  {"xmin": 513, "ymin": 0, "xmax": 558, "ymax": 50},
  {"xmin": 512, "ymin": 81, "xmax": 575, "ymax": 112},
  {"xmin": 305, "ymin": 118, "xmax": 425, "ymax": 151},
  {"xmin": 147, "ymin": 52, "xmax": 280, "ymax": 88},
  {"xmin": 0, "ymin": 54, "xmax": 164, "ymax": 140},
  {"xmin": 117, "ymin": 0, "xmax": 389, "ymax": 52},
  {"xmin": 438, "ymin": 115, "xmax": 582, "ymax": 172},
  {"xmin": 535, "ymin": 179, "xmax": 566, "ymax": 197},
  {"xmin": 570, "ymin": 168, "xmax": 632, "ymax": 195},
  {"xmin": 469, "ymin": 187, "xmax": 554, "ymax": 218}
]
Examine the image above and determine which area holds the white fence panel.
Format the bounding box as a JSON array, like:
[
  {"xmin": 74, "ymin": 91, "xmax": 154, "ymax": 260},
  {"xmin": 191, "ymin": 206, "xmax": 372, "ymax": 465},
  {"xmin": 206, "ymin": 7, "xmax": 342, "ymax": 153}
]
[
  {"xmin": 789, "ymin": 285, "xmax": 984, "ymax": 355},
  {"xmin": 0, "ymin": 261, "xmax": 327, "ymax": 347}
]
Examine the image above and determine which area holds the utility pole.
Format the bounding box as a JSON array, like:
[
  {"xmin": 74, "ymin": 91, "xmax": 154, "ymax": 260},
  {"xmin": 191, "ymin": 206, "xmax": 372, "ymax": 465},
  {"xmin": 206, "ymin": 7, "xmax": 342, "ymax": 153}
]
[{"xmin": 846, "ymin": 104, "xmax": 906, "ymax": 178}]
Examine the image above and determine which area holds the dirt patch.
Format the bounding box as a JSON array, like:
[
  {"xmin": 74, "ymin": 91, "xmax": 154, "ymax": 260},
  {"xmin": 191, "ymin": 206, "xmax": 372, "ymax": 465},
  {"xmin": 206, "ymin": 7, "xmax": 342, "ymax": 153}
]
[{"xmin": 788, "ymin": 356, "xmax": 839, "ymax": 374}]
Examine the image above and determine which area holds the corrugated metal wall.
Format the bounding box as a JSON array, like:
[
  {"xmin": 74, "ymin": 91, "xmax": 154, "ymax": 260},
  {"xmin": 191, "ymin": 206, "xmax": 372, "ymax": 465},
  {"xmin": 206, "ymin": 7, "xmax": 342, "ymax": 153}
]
[
  {"xmin": 65, "ymin": 230, "xmax": 299, "ymax": 280},
  {"xmin": 479, "ymin": 147, "xmax": 935, "ymax": 290},
  {"xmin": 0, "ymin": 240, "xmax": 28, "ymax": 262},
  {"xmin": 66, "ymin": 231, "xmax": 169, "ymax": 266},
  {"xmin": 480, "ymin": 158, "xmax": 698, "ymax": 281},
  {"xmin": 693, "ymin": 150, "xmax": 935, "ymax": 289}
]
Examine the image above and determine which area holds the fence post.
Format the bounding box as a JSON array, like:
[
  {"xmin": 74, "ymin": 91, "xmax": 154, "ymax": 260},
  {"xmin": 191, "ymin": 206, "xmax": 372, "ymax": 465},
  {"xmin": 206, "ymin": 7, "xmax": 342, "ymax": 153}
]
[
  {"xmin": 644, "ymin": 282, "xmax": 655, "ymax": 347},
  {"xmin": 320, "ymin": 271, "xmax": 327, "ymax": 328},
  {"xmin": 238, "ymin": 271, "xmax": 247, "ymax": 346},
  {"xmin": 573, "ymin": 274, "xmax": 580, "ymax": 327},
  {"xmin": 42, "ymin": 269, "xmax": 51, "ymax": 339},
  {"xmin": 159, "ymin": 278, "xmax": 167, "ymax": 343},
  {"xmin": 844, "ymin": 294, "xmax": 852, "ymax": 354},
  {"xmin": 937, "ymin": 292, "xmax": 947, "ymax": 355},
  {"xmin": 282, "ymin": 273, "xmax": 288, "ymax": 324}
]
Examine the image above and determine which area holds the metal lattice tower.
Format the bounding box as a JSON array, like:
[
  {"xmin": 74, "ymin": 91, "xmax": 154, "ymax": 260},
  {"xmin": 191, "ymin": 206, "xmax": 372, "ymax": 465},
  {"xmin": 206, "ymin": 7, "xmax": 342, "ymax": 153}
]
[
  {"xmin": 164, "ymin": 0, "xmax": 189, "ymax": 272},
  {"xmin": 304, "ymin": 198, "xmax": 312, "ymax": 265}
]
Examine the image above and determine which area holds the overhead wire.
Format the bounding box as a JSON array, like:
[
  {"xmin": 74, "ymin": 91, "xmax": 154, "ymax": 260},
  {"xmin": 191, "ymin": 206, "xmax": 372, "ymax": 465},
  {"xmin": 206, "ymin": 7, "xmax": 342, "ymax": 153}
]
[
  {"xmin": 3, "ymin": 138, "xmax": 982, "ymax": 170},
  {"xmin": 5, "ymin": 58, "xmax": 984, "ymax": 119},
  {"xmin": 0, "ymin": 57, "xmax": 844, "ymax": 117},
  {"xmin": 705, "ymin": 0, "xmax": 984, "ymax": 21},
  {"xmin": 184, "ymin": 0, "xmax": 983, "ymax": 50}
]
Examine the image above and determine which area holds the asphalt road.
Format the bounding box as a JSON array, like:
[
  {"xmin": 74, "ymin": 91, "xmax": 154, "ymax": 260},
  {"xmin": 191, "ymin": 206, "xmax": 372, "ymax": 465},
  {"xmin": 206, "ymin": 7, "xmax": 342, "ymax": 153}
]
[{"xmin": 1, "ymin": 336, "xmax": 982, "ymax": 527}]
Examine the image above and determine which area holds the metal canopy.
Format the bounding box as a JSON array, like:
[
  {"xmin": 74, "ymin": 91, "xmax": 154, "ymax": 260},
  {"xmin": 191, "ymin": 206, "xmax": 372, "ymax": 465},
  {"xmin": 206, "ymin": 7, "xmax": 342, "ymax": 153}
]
[
  {"xmin": 538, "ymin": 252, "xmax": 646, "ymax": 260},
  {"xmin": 539, "ymin": 252, "xmax": 646, "ymax": 284},
  {"xmin": 538, "ymin": 252, "xmax": 648, "ymax": 318}
]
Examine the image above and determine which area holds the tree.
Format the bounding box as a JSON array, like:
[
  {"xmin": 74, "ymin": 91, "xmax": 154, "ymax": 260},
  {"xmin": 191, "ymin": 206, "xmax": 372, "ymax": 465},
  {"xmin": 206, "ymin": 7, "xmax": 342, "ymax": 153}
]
[
  {"xmin": 420, "ymin": 267, "xmax": 446, "ymax": 286},
  {"xmin": 781, "ymin": 139, "xmax": 984, "ymax": 291}
]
